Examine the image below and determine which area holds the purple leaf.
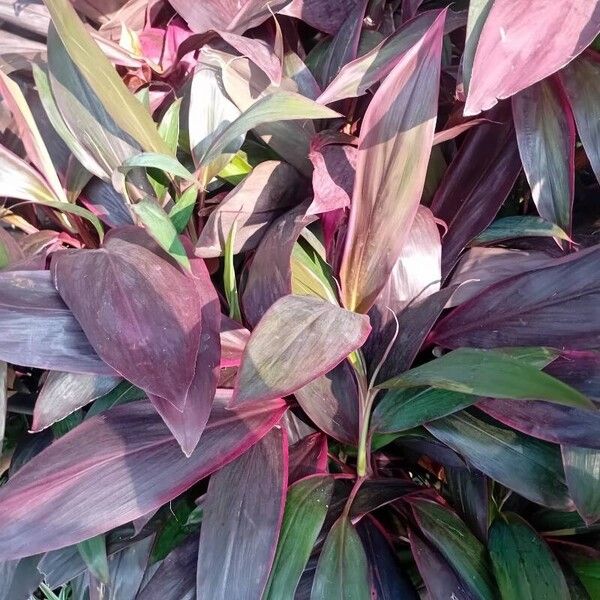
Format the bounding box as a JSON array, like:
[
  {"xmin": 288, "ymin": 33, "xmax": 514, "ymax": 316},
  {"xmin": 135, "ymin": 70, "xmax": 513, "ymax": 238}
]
[
  {"xmin": 446, "ymin": 247, "xmax": 556, "ymax": 308},
  {"xmin": 169, "ymin": 0, "xmax": 291, "ymax": 34},
  {"xmin": 280, "ymin": 0, "xmax": 361, "ymax": 34},
  {"xmin": 430, "ymin": 105, "xmax": 522, "ymax": 276},
  {"xmin": 242, "ymin": 202, "xmax": 314, "ymax": 327},
  {"xmin": 431, "ymin": 245, "xmax": 600, "ymax": 351},
  {"xmin": 409, "ymin": 528, "xmax": 478, "ymax": 600},
  {"xmin": 0, "ymin": 393, "xmax": 287, "ymax": 559},
  {"xmin": 294, "ymin": 360, "xmax": 360, "ymax": 445},
  {"xmin": 52, "ymin": 232, "xmax": 208, "ymax": 410},
  {"xmin": 196, "ymin": 425, "xmax": 287, "ymax": 599},
  {"xmin": 0, "ymin": 270, "xmax": 113, "ymax": 375},
  {"xmin": 195, "ymin": 161, "xmax": 304, "ymax": 258},
  {"xmin": 318, "ymin": 9, "xmax": 465, "ymax": 105},
  {"xmin": 138, "ymin": 534, "xmax": 197, "ymax": 600},
  {"xmin": 513, "ymin": 76, "xmax": 575, "ymax": 234},
  {"xmin": 560, "ymin": 53, "xmax": 600, "ymax": 185},
  {"xmin": 0, "ymin": 556, "xmax": 43, "ymax": 600},
  {"xmin": 148, "ymin": 252, "xmax": 221, "ymax": 456},
  {"xmin": 357, "ymin": 518, "xmax": 418, "ymax": 600},
  {"xmin": 32, "ymin": 372, "xmax": 120, "ymax": 433},
  {"xmin": 288, "ymin": 432, "xmax": 328, "ymax": 484},
  {"xmin": 232, "ymin": 295, "xmax": 371, "ymax": 406},
  {"xmin": 464, "ymin": 0, "xmax": 600, "ymax": 115},
  {"xmin": 307, "ymin": 133, "xmax": 357, "ymax": 215},
  {"xmin": 220, "ymin": 315, "xmax": 250, "ymax": 367},
  {"xmin": 340, "ymin": 11, "xmax": 445, "ymax": 313}
]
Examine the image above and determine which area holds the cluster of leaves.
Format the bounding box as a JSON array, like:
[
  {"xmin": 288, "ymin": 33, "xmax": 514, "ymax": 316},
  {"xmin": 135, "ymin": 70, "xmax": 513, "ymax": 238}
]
[{"xmin": 0, "ymin": 0, "xmax": 599, "ymax": 598}]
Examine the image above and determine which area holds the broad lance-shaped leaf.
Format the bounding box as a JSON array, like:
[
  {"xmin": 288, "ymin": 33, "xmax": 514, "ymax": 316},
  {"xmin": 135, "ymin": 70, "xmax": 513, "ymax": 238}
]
[
  {"xmin": 512, "ymin": 76, "xmax": 575, "ymax": 234},
  {"xmin": 430, "ymin": 105, "xmax": 522, "ymax": 276},
  {"xmin": 138, "ymin": 534, "xmax": 197, "ymax": 600},
  {"xmin": 197, "ymin": 426, "xmax": 287, "ymax": 600},
  {"xmin": 357, "ymin": 519, "xmax": 419, "ymax": 599},
  {"xmin": 0, "ymin": 393, "xmax": 287, "ymax": 559},
  {"xmin": 339, "ymin": 11, "xmax": 445, "ymax": 313},
  {"xmin": 426, "ymin": 411, "xmax": 573, "ymax": 509},
  {"xmin": 231, "ymin": 295, "xmax": 370, "ymax": 406},
  {"xmin": 431, "ymin": 245, "xmax": 600, "ymax": 351},
  {"xmin": 264, "ymin": 475, "xmax": 334, "ymax": 600},
  {"xmin": 311, "ymin": 516, "xmax": 371, "ymax": 600},
  {"xmin": 52, "ymin": 232, "xmax": 208, "ymax": 411},
  {"xmin": 409, "ymin": 498, "xmax": 497, "ymax": 600},
  {"xmin": 562, "ymin": 446, "xmax": 600, "ymax": 525},
  {"xmin": 195, "ymin": 161, "xmax": 304, "ymax": 258},
  {"xmin": 149, "ymin": 254, "xmax": 221, "ymax": 456},
  {"xmin": 409, "ymin": 529, "xmax": 477, "ymax": 600},
  {"xmin": 474, "ymin": 216, "xmax": 571, "ymax": 245},
  {"xmin": 461, "ymin": 0, "xmax": 493, "ymax": 96},
  {"xmin": 0, "ymin": 270, "xmax": 113, "ymax": 375},
  {"xmin": 43, "ymin": 0, "xmax": 170, "ymax": 155},
  {"xmin": 379, "ymin": 348, "xmax": 592, "ymax": 409},
  {"xmin": 32, "ymin": 372, "xmax": 120, "ymax": 432},
  {"xmin": 464, "ymin": 0, "xmax": 600, "ymax": 115},
  {"xmin": 560, "ymin": 54, "xmax": 600, "ymax": 185},
  {"xmin": 318, "ymin": 9, "xmax": 465, "ymax": 105},
  {"xmin": 242, "ymin": 203, "xmax": 316, "ymax": 327},
  {"xmin": 197, "ymin": 92, "xmax": 340, "ymax": 169},
  {"xmin": 489, "ymin": 513, "xmax": 569, "ymax": 600}
]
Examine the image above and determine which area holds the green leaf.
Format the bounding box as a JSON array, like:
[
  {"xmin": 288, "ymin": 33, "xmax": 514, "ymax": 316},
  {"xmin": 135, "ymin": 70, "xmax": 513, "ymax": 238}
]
[
  {"xmin": 158, "ymin": 99, "xmax": 182, "ymax": 154},
  {"xmin": 169, "ymin": 186, "xmax": 198, "ymax": 234},
  {"xmin": 562, "ymin": 445, "xmax": 600, "ymax": 524},
  {"xmin": 197, "ymin": 92, "xmax": 340, "ymax": 169},
  {"xmin": 77, "ymin": 534, "xmax": 109, "ymax": 584},
  {"xmin": 291, "ymin": 238, "xmax": 338, "ymax": 304},
  {"xmin": 373, "ymin": 388, "xmax": 477, "ymax": 433},
  {"xmin": 474, "ymin": 216, "xmax": 571, "ymax": 244},
  {"xmin": 264, "ymin": 475, "xmax": 334, "ymax": 600},
  {"xmin": 217, "ymin": 151, "xmax": 253, "ymax": 186},
  {"xmin": 43, "ymin": 0, "xmax": 170, "ymax": 156},
  {"xmin": 411, "ymin": 498, "xmax": 497, "ymax": 600},
  {"xmin": 426, "ymin": 411, "xmax": 572, "ymax": 509},
  {"xmin": 224, "ymin": 224, "xmax": 241, "ymax": 321},
  {"xmin": 151, "ymin": 497, "xmax": 199, "ymax": 562},
  {"xmin": 132, "ymin": 198, "xmax": 191, "ymax": 271},
  {"xmin": 489, "ymin": 513, "xmax": 569, "ymax": 600},
  {"xmin": 378, "ymin": 347, "xmax": 593, "ymax": 409},
  {"xmin": 565, "ymin": 550, "xmax": 600, "ymax": 598},
  {"xmin": 311, "ymin": 516, "xmax": 371, "ymax": 600},
  {"xmin": 85, "ymin": 382, "xmax": 145, "ymax": 418},
  {"xmin": 120, "ymin": 152, "xmax": 194, "ymax": 181}
]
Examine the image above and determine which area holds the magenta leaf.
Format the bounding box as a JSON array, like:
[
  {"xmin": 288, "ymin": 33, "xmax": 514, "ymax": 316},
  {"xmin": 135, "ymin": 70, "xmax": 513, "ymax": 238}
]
[
  {"xmin": 340, "ymin": 11, "xmax": 445, "ymax": 313},
  {"xmin": 232, "ymin": 295, "xmax": 371, "ymax": 406},
  {"xmin": 52, "ymin": 232, "xmax": 210, "ymax": 410},
  {"xmin": 464, "ymin": 0, "xmax": 600, "ymax": 115},
  {"xmin": 196, "ymin": 425, "xmax": 287, "ymax": 599},
  {"xmin": 512, "ymin": 76, "xmax": 575, "ymax": 234},
  {"xmin": 431, "ymin": 245, "xmax": 600, "ymax": 351},
  {"xmin": 0, "ymin": 393, "xmax": 287, "ymax": 559}
]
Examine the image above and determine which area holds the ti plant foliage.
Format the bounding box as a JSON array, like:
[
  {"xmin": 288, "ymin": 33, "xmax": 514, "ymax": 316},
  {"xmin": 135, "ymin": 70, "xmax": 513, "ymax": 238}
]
[{"xmin": 0, "ymin": 0, "xmax": 599, "ymax": 599}]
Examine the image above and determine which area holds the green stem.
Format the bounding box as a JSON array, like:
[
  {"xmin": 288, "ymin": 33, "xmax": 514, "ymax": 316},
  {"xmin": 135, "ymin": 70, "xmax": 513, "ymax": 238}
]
[{"xmin": 357, "ymin": 389, "xmax": 376, "ymax": 477}]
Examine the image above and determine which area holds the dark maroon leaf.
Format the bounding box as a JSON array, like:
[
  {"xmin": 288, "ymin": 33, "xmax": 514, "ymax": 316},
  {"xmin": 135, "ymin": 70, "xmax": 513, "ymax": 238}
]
[
  {"xmin": 242, "ymin": 202, "xmax": 314, "ymax": 327},
  {"xmin": 431, "ymin": 245, "xmax": 600, "ymax": 351},
  {"xmin": 350, "ymin": 479, "xmax": 418, "ymax": 518},
  {"xmin": 0, "ymin": 393, "xmax": 287, "ymax": 559},
  {"xmin": 294, "ymin": 360, "xmax": 360, "ymax": 444},
  {"xmin": 137, "ymin": 534, "xmax": 198, "ymax": 600},
  {"xmin": 357, "ymin": 518, "xmax": 418, "ymax": 600},
  {"xmin": 281, "ymin": 0, "xmax": 361, "ymax": 34},
  {"xmin": 196, "ymin": 426, "xmax": 287, "ymax": 599},
  {"xmin": 81, "ymin": 178, "xmax": 134, "ymax": 227},
  {"xmin": 52, "ymin": 232, "xmax": 208, "ymax": 410},
  {"xmin": 0, "ymin": 270, "xmax": 113, "ymax": 375},
  {"xmin": 288, "ymin": 432, "xmax": 328, "ymax": 484},
  {"xmin": 430, "ymin": 105, "xmax": 522, "ymax": 276},
  {"xmin": 409, "ymin": 528, "xmax": 478, "ymax": 600}
]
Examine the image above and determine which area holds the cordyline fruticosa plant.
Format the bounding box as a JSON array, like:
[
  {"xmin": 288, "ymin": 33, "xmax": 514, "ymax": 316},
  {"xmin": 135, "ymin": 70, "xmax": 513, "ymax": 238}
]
[{"xmin": 0, "ymin": 0, "xmax": 599, "ymax": 598}]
